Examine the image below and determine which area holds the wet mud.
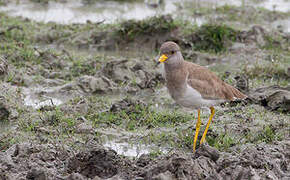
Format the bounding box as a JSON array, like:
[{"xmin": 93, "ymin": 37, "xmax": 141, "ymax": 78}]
[{"xmin": 0, "ymin": 142, "xmax": 289, "ymax": 179}]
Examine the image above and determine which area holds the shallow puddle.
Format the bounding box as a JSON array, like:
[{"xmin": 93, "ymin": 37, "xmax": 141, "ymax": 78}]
[
  {"xmin": 103, "ymin": 140, "xmax": 168, "ymax": 157},
  {"xmin": 272, "ymin": 18, "xmax": 290, "ymax": 33},
  {"xmin": 0, "ymin": 0, "xmax": 182, "ymax": 24},
  {"xmin": 22, "ymin": 87, "xmax": 63, "ymax": 109},
  {"xmin": 1, "ymin": 0, "xmax": 289, "ymax": 25},
  {"xmin": 186, "ymin": 0, "xmax": 290, "ymax": 12},
  {"xmin": 258, "ymin": 0, "xmax": 290, "ymax": 12}
]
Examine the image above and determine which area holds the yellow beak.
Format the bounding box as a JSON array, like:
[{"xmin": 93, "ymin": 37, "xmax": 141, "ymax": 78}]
[{"xmin": 158, "ymin": 54, "xmax": 168, "ymax": 63}]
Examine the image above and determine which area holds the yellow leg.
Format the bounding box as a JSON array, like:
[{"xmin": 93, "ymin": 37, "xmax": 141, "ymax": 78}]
[
  {"xmin": 200, "ymin": 107, "xmax": 215, "ymax": 144},
  {"xmin": 193, "ymin": 109, "xmax": 201, "ymax": 152}
]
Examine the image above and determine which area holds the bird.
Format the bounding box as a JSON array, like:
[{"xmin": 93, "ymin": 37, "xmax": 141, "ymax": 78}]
[{"xmin": 158, "ymin": 41, "xmax": 247, "ymax": 152}]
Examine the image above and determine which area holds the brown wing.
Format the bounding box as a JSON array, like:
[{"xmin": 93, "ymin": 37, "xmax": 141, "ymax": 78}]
[{"xmin": 184, "ymin": 61, "xmax": 246, "ymax": 101}]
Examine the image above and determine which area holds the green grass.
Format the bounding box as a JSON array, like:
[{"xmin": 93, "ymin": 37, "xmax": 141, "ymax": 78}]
[
  {"xmin": 43, "ymin": 107, "xmax": 77, "ymax": 133},
  {"xmin": 0, "ymin": 134, "xmax": 16, "ymax": 151},
  {"xmin": 263, "ymin": 35, "xmax": 285, "ymax": 50},
  {"xmin": 207, "ymin": 133, "xmax": 237, "ymax": 151},
  {"xmin": 245, "ymin": 125, "xmax": 282, "ymax": 144},
  {"xmin": 87, "ymin": 104, "xmax": 192, "ymax": 130},
  {"xmin": 193, "ymin": 24, "xmax": 239, "ymax": 53},
  {"xmin": 116, "ymin": 15, "xmax": 177, "ymax": 41},
  {"xmin": 240, "ymin": 55, "xmax": 289, "ymax": 80}
]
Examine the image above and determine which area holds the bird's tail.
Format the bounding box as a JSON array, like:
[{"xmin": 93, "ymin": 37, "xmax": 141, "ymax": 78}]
[{"xmin": 226, "ymin": 84, "xmax": 247, "ymax": 100}]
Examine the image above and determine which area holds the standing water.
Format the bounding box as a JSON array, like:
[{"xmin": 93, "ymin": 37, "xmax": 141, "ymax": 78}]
[
  {"xmin": 0, "ymin": 0, "xmax": 182, "ymax": 24},
  {"xmin": 0, "ymin": 0, "xmax": 289, "ymax": 25}
]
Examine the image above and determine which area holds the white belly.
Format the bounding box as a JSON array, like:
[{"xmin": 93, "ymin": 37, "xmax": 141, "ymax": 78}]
[{"xmin": 175, "ymin": 84, "xmax": 225, "ymax": 109}]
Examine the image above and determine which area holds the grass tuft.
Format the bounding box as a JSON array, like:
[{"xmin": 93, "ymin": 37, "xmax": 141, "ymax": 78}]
[
  {"xmin": 193, "ymin": 24, "xmax": 238, "ymax": 53},
  {"xmin": 116, "ymin": 15, "xmax": 177, "ymax": 41}
]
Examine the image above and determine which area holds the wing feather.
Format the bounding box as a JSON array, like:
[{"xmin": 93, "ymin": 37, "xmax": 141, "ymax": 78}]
[{"xmin": 184, "ymin": 61, "xmax": 246, "ymax": 100}]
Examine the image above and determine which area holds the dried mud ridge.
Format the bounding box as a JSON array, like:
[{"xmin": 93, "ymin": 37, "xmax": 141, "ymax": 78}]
[
  {"xmin": 249, "ymin": 85, "xmax": 290, "ymax": 112},
  {"xmin": 34, "ymin": 15, "xmax": 290, "ymax": 53},
  {"xmin": 0, "ymin": 141, "xmax": 289, "ymax": 179}
]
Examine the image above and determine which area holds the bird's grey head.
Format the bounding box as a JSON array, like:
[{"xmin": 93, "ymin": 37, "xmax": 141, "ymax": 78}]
[{"xmin": 158, "ymin": 41, "xmax": 183, "ymax": 67}]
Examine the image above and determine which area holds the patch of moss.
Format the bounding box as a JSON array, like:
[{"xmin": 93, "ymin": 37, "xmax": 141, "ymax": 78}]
[{"xmin": 193, "ymin": 24, "xmax": 239, "ymax": 53}]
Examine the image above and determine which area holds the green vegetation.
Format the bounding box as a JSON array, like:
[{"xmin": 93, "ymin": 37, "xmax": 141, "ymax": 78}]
[
  {"xmin": 207, "ymin": 133, "xmax": 237, "ymax": 151},
  {"xmin": 69, "ymin": 56, "xmax": 102, "ymax": 78},
  {"xmin": 0, "ymin": 13, "xmax": 44, "ymax": 68},
  {"xmin": 148, "ymin": 150, "xmax": 164, "ymax": 158},
  {"xmin": 87, "ymin": 103, "xmax": 192, "ymax": 130},
  {"xmin": 0, "ymin": 0, "xmax": 6, "ymax": 6},
  {"xmin": 241, "ymin": 54, "xmax": 289, "ymax": 80},
  {"xmin": 0, "ymin": 134, "xmax": 16, "ymax": 151},
  {"xmin": 193, "ymin": 24, "xmax": 239, "ymax": 53},
  {"xmin": 116, "ymin": 15, "xmax": 177, "ymax": 41},
  {"xmin": 263, "ymin": 35, "xmax": 284, "ymax": 50},
  {"xmin": 245, "ymin": 125, "xmax": 282, "ymax": 143}
]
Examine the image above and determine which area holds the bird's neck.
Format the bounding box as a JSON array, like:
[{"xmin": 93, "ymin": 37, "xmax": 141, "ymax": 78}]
[
  {"xmin": 164, "ymin": 59, "xmax": 187, "ymax": 99},
  {"xmin": 164, "ymin": 54, "xmax": 186, "ymax": 86},
  {"xmin": 164, "ymin": 52, "xmax": 184, "ymax": 71}
]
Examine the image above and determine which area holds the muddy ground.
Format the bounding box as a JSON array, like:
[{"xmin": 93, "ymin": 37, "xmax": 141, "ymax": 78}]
[{"xmin": 0, "ymin": 0, "xmax": 290, "ymax": 179}]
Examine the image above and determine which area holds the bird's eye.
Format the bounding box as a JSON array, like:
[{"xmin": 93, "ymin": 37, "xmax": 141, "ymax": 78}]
[{"xmin": 170, "ymin": 51, "xmax": 174, "ymax": 55}]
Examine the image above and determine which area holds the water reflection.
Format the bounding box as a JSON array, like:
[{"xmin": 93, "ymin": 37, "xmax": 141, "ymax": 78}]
[
  {"xmin": 0, "ymin": 0, "xmax": 180, "ymax": 24},
  {"xmin": 103, "ymin": 140, "xmax": 168, "ymax": 157}
]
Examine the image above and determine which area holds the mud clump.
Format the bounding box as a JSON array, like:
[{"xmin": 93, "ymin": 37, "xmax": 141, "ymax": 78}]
[
  {"xmin": 136, "ymin": 143, "xmax": 290, "ymax": 179},
  {"xmin": 115, "ymin": 15, "xmax": 178, "ymax": 49},
  {"xmin": 110, "ymin": 97, "xmax": 147, "ymax": 113},
  {"xmin": 234, "ymin": 75, "xmax": 249, "ymax": 93},
  {"xmin": 26, "ymin": 168, "xmax": 47, "ymax": 180},
  {"xmin": 75, "ymin": 15, "xmax": 179, "ymax": 51},
  {"xmin": 117, "ymin": 15, "xmax": 176, "ymax": 41},
  {"xmin": 101, "ymin": 59, "xmax": 164, "ymax": 93},
  {"xmin": 0, "ymin": 143, "xmax": 70, "ymax": 179},
  {"xmin": 249, "ymin": 85, "xmax": 290, "ymax": 112},
  {"xmin": 0, "ymin": 56, "xmax": 8, "ymax": 79},
  {"xmin": 0, "ymin": 101, "xmax": 9, "ymax": 121},
  {"xmin": 139, "ymin": 144, "xmax": 221, "ymax": 179},
  {"xmin": 131, "ymin": 62, "xmax": 165, "ymax": 89},
  {"xmin": 240, "ymin": 25, "xmax": 267, "ymax": 46},
  {"xmin": 0, "ymin": 141, "xmax": 289, "ymax": 179},
  {"xmin": 216, "ymin": 142, "xmax": 290, "ymax": 179},
  {"xmin": 0, "ymin": 83, "xmax": 23, "ymax": 121},
  {"xmin": 77, "ymin": 75, "xmax": 116, "ymax": 94},
  {"xmin": 102, "ymin": 59, "xmax": 134, "ymax": 83},
  {"xmin": 67, "ymin": 148, "xmax": 120, "ymax": 179},
  {"xmin": 75, "ymin": 59, "xmax": 164, "ymax": 95}
]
